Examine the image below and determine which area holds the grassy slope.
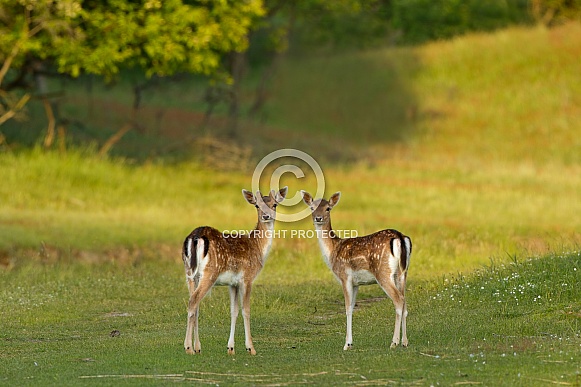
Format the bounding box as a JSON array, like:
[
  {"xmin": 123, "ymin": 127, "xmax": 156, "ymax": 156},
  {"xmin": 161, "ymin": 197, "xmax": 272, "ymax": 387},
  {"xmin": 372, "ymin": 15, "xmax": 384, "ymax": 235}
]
[
  {"xmin": 268, "ymin": 23, "xmax": 581, "ymax": 163},
  {"xmin": 411, "ymin": 23, "xmax": 581, "ymax": 165},
  {"xmin": 2, "ymin": 24, "xmax": 579, "ymax": 276}
]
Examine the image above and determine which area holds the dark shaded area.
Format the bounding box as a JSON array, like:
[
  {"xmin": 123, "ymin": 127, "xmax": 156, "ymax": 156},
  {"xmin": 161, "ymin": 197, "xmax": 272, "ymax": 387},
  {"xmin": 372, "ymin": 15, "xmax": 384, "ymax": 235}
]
[
  {"xmin": 1, "ymin": 47, "xmax": 421, "ymax": 167},
  {"xmin": 391, "ymin": 0, "xmax": 533, "ymax": 44}
]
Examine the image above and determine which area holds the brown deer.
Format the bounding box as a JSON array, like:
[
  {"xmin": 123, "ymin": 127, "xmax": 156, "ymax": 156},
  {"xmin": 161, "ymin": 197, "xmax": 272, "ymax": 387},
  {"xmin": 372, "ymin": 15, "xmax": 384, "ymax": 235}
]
[
  {"xmin": 301, "ymin": 191, "xmax": 412, "ymax": 350},
  {"xmin": 182, "ymin": 187, "xmax": 287, "ymax": 355}
]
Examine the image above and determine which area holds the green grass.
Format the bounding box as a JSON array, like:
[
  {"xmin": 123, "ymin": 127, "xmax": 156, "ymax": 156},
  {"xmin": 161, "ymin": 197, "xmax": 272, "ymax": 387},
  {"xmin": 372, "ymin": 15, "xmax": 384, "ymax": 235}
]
[
  {"xmin": 0, "ymin": 251, "xmax": 579, "ymax": 385},
  {"xmin": 2, "ymin": 146, "xmax": 579, "ymax": 278},
  {"xmin": 409, "ymin": 23, "xmax": 581, "ymax": 166}
]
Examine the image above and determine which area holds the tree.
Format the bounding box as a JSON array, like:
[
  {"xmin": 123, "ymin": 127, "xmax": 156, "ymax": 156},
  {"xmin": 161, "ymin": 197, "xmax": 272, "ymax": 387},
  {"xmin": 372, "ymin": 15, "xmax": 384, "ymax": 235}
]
[
  {"xmin": 0, "ymin": 0, "xmax": 81, "ymax": 128},
  {"xmin": 390, "ymin": 0, "xmax": 532, "ymax": 44},
  {"xmin": 0, "ymin": 0, "xmax": 264, "ymax": 149}
]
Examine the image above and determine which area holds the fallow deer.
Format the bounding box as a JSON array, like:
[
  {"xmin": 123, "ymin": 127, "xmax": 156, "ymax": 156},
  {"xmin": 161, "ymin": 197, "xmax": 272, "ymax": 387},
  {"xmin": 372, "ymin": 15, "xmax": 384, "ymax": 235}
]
[
  {"xmin": 182, "ymin": 187, "xmax": 288, "ymax": 355},
  {"xmin": 301, "ymin": 191, "xmax": 412, "ymax": 350}
]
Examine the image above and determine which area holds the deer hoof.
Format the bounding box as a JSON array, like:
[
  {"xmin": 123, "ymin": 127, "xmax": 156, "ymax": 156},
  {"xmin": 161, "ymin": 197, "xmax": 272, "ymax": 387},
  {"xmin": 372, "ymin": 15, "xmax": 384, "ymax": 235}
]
[
  {"xmin": 343, "ymin": 343, "xmax": 353, "ymax": 351},
  {"xmin": 228, "ymin": 347, "xmax": 235, "ymax": 355},
  {"xmin": 185, "ymin": 348, "xmax": 195, "ymax": 355},
  {"xmin": 246, "ymin": 347, "xmax": 256, "ymax": 355},
  {"xmin": 390, "ymin": 342, "xmax": 398, "ymax": 349}
]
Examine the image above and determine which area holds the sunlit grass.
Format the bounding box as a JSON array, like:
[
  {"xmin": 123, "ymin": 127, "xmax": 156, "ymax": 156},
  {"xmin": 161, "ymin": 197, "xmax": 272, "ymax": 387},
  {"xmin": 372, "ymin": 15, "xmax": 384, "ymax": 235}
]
[
  {"xmin": 2, "ymin": 146, "xmax": 580, "ymax": 280},
  {"xmin": 409, "ymin": 22, "xmax": 581, "ymax": 165},
  {"xmin": 0, "ymin": 250, "xmax": 578, "ymax": 385},
  {"xmin": 266, "ymin": 23, "xmax": 581, "ymax": 166}
]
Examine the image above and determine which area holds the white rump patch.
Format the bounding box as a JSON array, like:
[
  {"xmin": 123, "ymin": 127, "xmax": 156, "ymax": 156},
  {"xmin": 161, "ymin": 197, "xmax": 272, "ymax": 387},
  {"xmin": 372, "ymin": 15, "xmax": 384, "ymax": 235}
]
[
  {"xmin": 186, "ymin": 238, "xmax": 193, "ymax": 257},
  {"xmin": 196, "ymin": 238, "xmax": 206, "ymax": 258},
  {"xmin": 403, "ymin": 236, "xmax": 412, "ymax": 267},
  {"xmin": 389, "ymin": 238, "xmax": 401, "ymax": 280},
  {"xmin": 193, "ymin": 238, "xmax": 207, "ymax": 278}
]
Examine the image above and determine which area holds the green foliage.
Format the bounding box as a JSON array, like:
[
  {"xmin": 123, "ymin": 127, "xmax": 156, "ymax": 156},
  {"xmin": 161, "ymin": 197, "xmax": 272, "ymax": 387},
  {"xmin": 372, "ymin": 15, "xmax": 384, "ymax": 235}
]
[
  {"xmin": 391, "ymin": 0, "xmax": 532, "ymax": 43},
  {"xmin": 0, "ymin": 0, "xmax": 264, "ymax": 81},
  {"xmin": 0, "ymin": 0, "xmax": 265, "ymax": 132},
  {"xmin": 290, "ymin": 0, "xmax": 394, "ymax": 50},
  {"xmin": 67, "ymin": 0, "xmax": 265, "ymax": 79},
  {"xmin": 0, "ymin": 0, "xmax": 83, "ymax": 69}
]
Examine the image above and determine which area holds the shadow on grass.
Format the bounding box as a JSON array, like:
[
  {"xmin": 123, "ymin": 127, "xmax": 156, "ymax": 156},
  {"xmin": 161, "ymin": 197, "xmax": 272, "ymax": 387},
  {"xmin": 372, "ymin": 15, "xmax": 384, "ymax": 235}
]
[{"xmin": 1, "ymin": 49, "xmax": 423, "ymax": 167}]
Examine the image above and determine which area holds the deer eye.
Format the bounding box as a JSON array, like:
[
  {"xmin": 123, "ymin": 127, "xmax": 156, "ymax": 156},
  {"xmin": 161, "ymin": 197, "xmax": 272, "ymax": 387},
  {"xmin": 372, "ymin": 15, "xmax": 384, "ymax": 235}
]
[
  {"xmin": 326, "ymin": 207, "xmax": 331, "ymax": 212},
  {"xmin": 273, "ymin": 204, "xmax": 277, "ymax": 208},
  {"xmin": 255, "ymin": 205, "xmax": 259, "ymax": 208}
]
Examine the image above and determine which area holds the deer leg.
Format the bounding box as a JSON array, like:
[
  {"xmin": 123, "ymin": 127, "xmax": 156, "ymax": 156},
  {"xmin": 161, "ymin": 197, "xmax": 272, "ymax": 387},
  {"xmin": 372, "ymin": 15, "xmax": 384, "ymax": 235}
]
[
  {"xmin": 400, "ymin": 273, "xmax": 409, "ymax": 347},
  {"xmin": 184, "ymin": 275, "xmax": 215, "ymax": 354},
  {"xmin": 184, "ymin": 274, "xmax": 196, "ymax": 354},
  {"xmin": 227, "ymin": 285, "xmax": 239, "ymax": 355},
  {"xmin": 379, "ymin": 279, "xmax": 405, "ymax": 349},
  {"xmin": 240, "ymin": 281, "xmax": 256, "ymax": 355},
  {"xmin": 342, "ymin": 281, "xmax": 357, "ymax": 350}
]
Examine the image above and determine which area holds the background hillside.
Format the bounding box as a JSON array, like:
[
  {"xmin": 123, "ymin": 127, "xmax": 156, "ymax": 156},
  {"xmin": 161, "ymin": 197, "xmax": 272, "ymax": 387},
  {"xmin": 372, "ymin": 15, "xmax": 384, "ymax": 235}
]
[{"xmin": 1, "ymin": 22, "xmax": 580, "ymax": 277}]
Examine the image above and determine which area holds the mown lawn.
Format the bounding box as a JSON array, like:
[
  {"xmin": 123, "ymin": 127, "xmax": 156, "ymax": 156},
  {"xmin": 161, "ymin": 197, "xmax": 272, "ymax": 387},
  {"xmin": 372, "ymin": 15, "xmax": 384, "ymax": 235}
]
[{"xmin": 0, "ymin": 251, "xmax": 579, "ymax": 385}]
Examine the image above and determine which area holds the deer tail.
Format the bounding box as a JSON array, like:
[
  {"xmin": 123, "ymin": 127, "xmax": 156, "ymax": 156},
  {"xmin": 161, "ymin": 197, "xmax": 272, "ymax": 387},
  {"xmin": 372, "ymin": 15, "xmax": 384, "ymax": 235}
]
[{"xmin": 183, "ymin": 232, "xmax": 209, "ymax": 279}]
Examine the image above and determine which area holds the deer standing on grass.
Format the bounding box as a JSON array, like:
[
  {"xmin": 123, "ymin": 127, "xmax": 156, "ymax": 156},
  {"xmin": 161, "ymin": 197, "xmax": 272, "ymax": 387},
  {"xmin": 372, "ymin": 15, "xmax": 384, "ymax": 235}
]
[
  {"xmin": 182, "ymin": 187, "xmax": 287, "ymax": 355},
  {"xmin": 301, "ymin": 191, "xmax": 412, "ymax": 350}
]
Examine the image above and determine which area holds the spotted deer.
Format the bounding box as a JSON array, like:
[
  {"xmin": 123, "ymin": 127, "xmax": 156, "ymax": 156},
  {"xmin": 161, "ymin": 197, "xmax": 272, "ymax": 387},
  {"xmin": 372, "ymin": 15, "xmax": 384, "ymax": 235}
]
[
  {"xmin": 301, "ymin": 191, "xmax": 412, "ymax": 350},
  {"xmin": 182, "ymin": 187, "xmax": 288, "ymax": 355}
]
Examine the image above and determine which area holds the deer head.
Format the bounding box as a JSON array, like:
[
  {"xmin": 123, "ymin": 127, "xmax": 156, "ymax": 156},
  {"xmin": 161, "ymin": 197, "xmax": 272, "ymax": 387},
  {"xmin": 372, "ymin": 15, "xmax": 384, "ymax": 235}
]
[
  {"xmin": 243, "ymin": 186, "xmax": 288, "ymax": 223},
  {"xmin": 301, "ymin": 191, "xmax": 341, "ymax": 226}
]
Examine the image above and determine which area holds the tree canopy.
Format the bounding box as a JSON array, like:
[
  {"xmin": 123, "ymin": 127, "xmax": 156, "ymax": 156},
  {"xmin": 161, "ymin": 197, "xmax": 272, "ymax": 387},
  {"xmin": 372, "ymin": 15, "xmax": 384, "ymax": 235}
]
[
  {"xmin": 1, "ymin": 0, "xmax": 264, "ymax": 81},
  {"xmin": 2, "ymin": 0, "xmax": 580, "ymax": 146},
  {"xmin": 0, "ymin": 0, "xmax": 265, "ymax": 130}
]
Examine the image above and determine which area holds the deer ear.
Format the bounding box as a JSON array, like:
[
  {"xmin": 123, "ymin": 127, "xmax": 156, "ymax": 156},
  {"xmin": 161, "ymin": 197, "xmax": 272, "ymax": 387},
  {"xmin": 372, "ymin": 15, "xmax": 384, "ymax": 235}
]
[
  {"xmin": 301, "ymin": 190, "xmax": 313, "ymax": 206},
  {"xmin": 328, "ymin": 191, "xmax": 341, "ymax": 208},
  {"xmin": 242, "ymin": 189, "xmax": 256, "ymax": 205},
  {"xmin": 275, "ymin": 186, "xmax": 288, "ymax": 203}
]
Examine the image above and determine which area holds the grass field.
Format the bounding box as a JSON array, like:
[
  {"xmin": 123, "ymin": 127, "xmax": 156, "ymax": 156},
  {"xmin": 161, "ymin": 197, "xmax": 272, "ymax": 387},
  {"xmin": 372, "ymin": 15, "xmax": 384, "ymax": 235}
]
[
  {"xmin": 1, "ymin": 23, "xmax": 580, "ymax": 385},
  {"xmin": 0, "ymin": 249, "xmax": 579, "ymax": 385}
]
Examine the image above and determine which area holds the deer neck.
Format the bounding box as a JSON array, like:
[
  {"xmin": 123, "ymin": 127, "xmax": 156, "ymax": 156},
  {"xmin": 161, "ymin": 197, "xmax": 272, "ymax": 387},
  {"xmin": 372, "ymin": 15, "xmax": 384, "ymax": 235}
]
[
  {"xmin": 252, "ymin": 219, "xmax": 275, "ymax": 261},
  {"xmin": 314, "ymin": 220, "xmax": 339, "ymax": 268}
]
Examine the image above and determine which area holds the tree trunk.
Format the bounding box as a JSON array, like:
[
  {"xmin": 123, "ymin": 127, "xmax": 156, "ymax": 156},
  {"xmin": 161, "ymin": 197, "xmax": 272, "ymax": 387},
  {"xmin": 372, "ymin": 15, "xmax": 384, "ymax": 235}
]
[
  {"xmin": 227, "ymin": 51, "xmax": 246, "ymax": 138},
  {"xmin": 248, "ymin": 51, "xmax": 282, "ymax": 120},
  {"xmin": 42, "ymin": 98, "xmax": 56, "ymax": 148}
]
